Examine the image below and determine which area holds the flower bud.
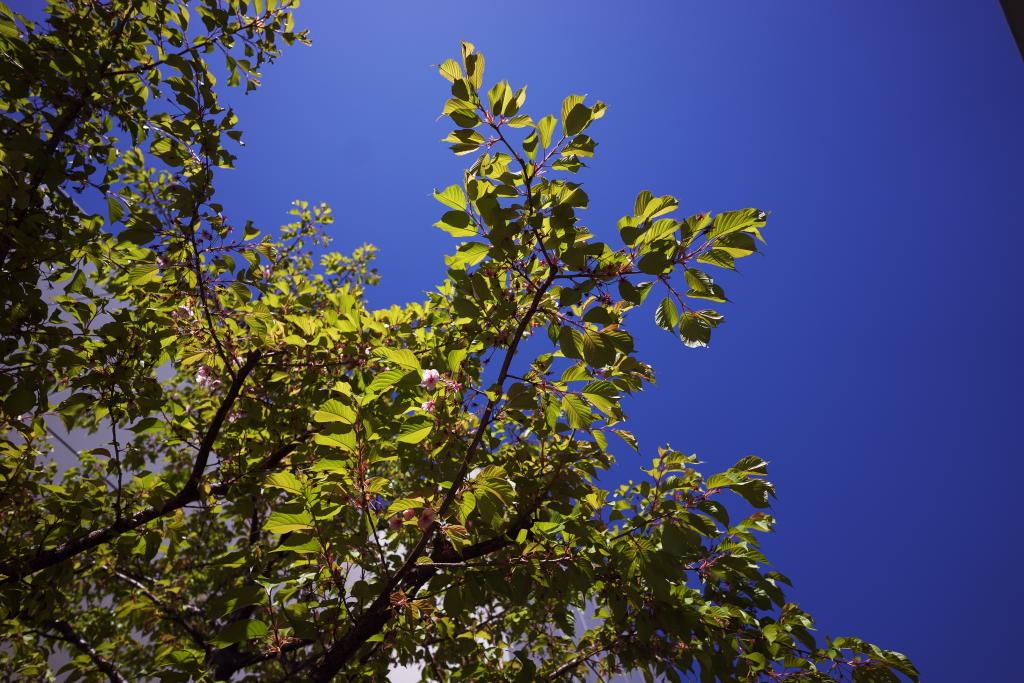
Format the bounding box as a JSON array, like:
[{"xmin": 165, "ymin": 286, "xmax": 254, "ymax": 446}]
[{"xmin": 418, "ymin": 507, "xmax": 436, "ymax": 532}]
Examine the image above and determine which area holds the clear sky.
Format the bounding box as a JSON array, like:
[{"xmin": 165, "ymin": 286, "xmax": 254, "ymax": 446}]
[{"xmin": 18, "ymin": 0, "xmax": 1024, "ymax": 679}]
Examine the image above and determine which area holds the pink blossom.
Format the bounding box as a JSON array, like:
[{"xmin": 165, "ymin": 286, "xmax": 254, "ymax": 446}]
[
  {"xmin": 420, "ymin": 368, "xmax": 441, "ymax": 392},
  {"xmin": 195, "ymin": 366, "xmax": 221, "ymax": 391},
  {"xmin": 418, "ymin": 507, "xmax": 436, "ymax": 532},
  {"xmin": 388, "ymin": 515, "xmax": 403, "ymax": 531},
  {"xmin": 421, "ymin": 398, "xmax": 436, "ymax": 413}
]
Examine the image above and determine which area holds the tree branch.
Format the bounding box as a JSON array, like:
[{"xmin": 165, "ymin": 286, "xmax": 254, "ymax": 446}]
[
  {"xmin": 44, "ymin": 619, "xmax": 130, "ymax": 683},
  {"xmin": 542, "ymin": 644, "xmax": 608, "ymax": 681},
  {"xmin": 111, "ymin": 569, "xmax": 212, "ymax": 655},
  {"xmin": 0, "ymin": 351, "xmax": 262, "ymax": 583}
]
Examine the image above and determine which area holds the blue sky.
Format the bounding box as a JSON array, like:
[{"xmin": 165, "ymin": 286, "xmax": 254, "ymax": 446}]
[{"xmin": 18, "ymin": 0, "xmax": 1024, "ymax": 679}]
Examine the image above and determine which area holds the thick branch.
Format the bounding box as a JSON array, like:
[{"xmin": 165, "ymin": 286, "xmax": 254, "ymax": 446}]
[{"xmin": 0, "ymin": 352, "xmax": 262, "ymax": 583}]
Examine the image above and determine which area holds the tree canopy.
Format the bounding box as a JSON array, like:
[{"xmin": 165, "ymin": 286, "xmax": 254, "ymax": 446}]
[{"xmin": 0, "ymin": 2, "xmax": 916, "ymax": 681}]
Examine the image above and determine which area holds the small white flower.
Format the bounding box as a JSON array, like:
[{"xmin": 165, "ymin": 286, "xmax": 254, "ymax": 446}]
[
  {"xmin": 420, "ymin": 368, "xmax": 441, "ymax": 392},
  {"xmin": 421, "ymin": 399, "xmax": 436, "ymax": 413}
]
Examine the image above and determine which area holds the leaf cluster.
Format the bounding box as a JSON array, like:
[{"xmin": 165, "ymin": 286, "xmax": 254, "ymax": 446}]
[{"xmin": 0, "ymin": 10, "xmax": 914, "ymax": 683}]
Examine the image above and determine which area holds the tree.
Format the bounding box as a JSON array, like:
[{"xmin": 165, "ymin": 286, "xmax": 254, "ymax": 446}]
[{"xmin": 0, "ymin": 2, "xmax": 917, "ymax": 681}]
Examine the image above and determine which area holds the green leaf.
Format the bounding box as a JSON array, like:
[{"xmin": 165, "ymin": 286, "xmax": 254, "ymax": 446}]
[
  {"xmin": 564, "ymin": 103, "xmax": 591, "ymax": 136},
  {"xmin": 264, "ymin": 509, "xmax": 314, "ymax": 534},
  {"xmin": 472, "ymin": 465, "xmax": 513, "ymax": 501},
  {"xmin": 732, "ymin": 455, "xmax": 768, "ymax": 475},
  {"xmin": 522, "ymin": 130, "xmax": 539, "ymax": 160},
  {"xmin": 537, "ymin": 115, "xmax": 557, "ymax": 147},
  {"xmin": 434, "ymin": 185, "xmax": 466, "ymax": 211},
  {"xmin": 309, "ymin": 457, "xmax": 353, "ymax": 474},
  {"xmin": 314, "ymin": 431, "xmax": 357, "ymax": 452},
  {"xmin": 374, "ymin": 347, "xmax": 422, "ymax": 370},
  {"xmin": 126, "ymin": 264, "xmax": 159, "ymax": 286},
  {"xmin": 637, "ymin": 251, "xmax": 673, "ymax": 275},
  {"xmin": 462, "ymin": 41, "xmax": 484, "ymax": 89},
  {"xmin": 563, "ymin": 134, "xmax": 595, "ymax": 157},
  {"xmin": 506, "ymin": 114, "xmax": 533, "ymax": 128},
  {"xmin": 434, "ymin": 210, "xmax": 477, "ymax": 237},
  {"xmin": 107, "ymin": 196, "xmax": 125, "ymax": 224},
  {"xmin": 265, "ymin": 471, "xmax": 303, "ymax": 494},
  {"xmin": 561, "ymin": 394, "xmax": 592, "ymax": 429},
  {"xmin": 684, "ymin": 269, "xmax": 727, "ymax": 303},
  {"xmin": 582, "ymin": 329, "xmax": 614, "ymax": 367},
  {"xmin": 715, "ymin": 232, "xmax": 758, "ymax": 258},
  {"xmin": 697, "ymin": 249, "xmax": 736, "ymax": 271},
  {"xmin": 706, "ymin": 208, "xmax": 767, "ymax": 239},
  {"xmin": 505, "ymin": 86, "xmax": 527, "ymax": 116},
  {"xmin": 445, "ymin": 129, "xmax": 485, "ymax": 156},
  {"xmin": 582, "ymin": 384, "xmax": 618, "ymax": 417},
  {"xmin": 602, "ymin": 328, "xmax": 635, "ymax": 354},
  {"xmin": 655, "ymin": 297, "xmax": 679, "ymax": 331},
  {"xmin": 438, "ymin": 58, "xmax": 462, "ymax": 83},
  {"xmin": 662, "ymin": 523, "xmax": 699, "ymax": 558},
  {"xmin": 273, "ymin": 534, "xmax": 321, "ymax": 555},
  {"xmin": 561, "ymin": 95, "xmax": 585, "ymax": 131},
  {"xmin": 446, "ymin": 242, "xmax": 489, "ymax": 270},
  {"xmin": 558, "ymin": 327, "xmax": 583, "ymax": 361},
  {"xmin": 4, "ymin": 384, "xmax": 34, "ymax": 415},
  {"xmin": 209, "ymin": 586, "xmax": 266, "ymax": 619},
  {"xmin": 634, "ymin": 219, "xmax": 680, "ymax": 248},
  {"xmin": 129, "ymin": 417, "xmax": 163, "ymax": 434},
  {"xmin": 446, "ymin": 348, "xmax": 468, "ymax": 372},
  {"xmin": 683, "ymin": 212, "xmax": 713, "ymax": 238},
  {"xmin": 457, "ymin": 490, "xmax": 477, "ymax": 521},
  {"xmin": 487, "ymin": 80, "xmax": 510, "ymax": 115},
  {"xmin": 386, "ymin": 498, "xmax": 423, "ymax": 517},
  {"xmin": 611, "ymin": 428, "xmax": 639, "ymax": 451},
  {"xmin": 313, "ymin": 399, "xmax": 358, "ymax": 425},
  {"xmin": 449, "ymin": 108, "xmax": 481, "ymax": 128},
  {"xmin": 366, "ymin": 368, "xmax": 410, "ymax": 395},
  {"xmin": 552, "ymin": 156, "xmax": 585, "ymax": 173},
  {"xmin": 396, "ymin": 415, "xmax": 433, "ymax": 444},
  {"xmin": 210, "ymin": 619, "xmax": 269, "ymax": 648},
  {"xmin": 679, "ymin": 312, "xmax": 713, "ymax": 348},
  {"xmin": 635, "ymin": 192, "xmax": 679, "ymax": 221},
  {"xmin": 635, "ymin": 190, "xmax": 654, "ymax": 216}
]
